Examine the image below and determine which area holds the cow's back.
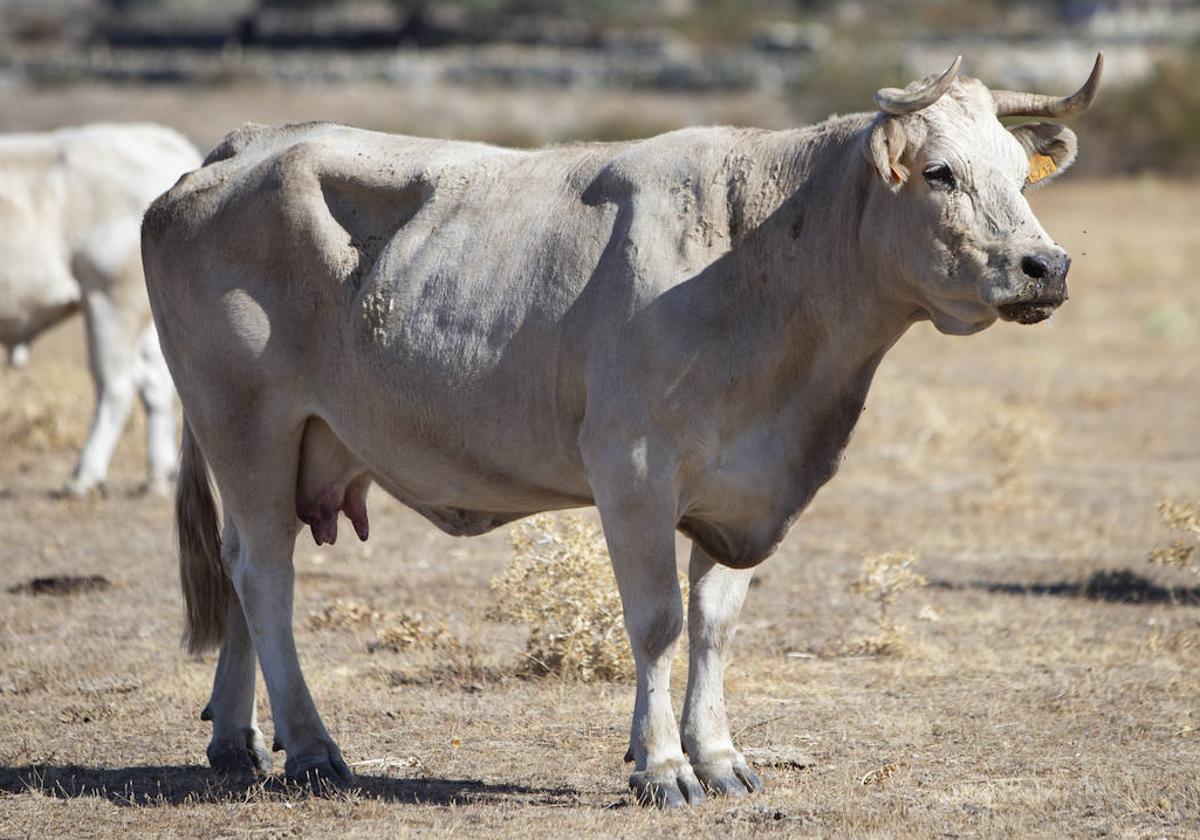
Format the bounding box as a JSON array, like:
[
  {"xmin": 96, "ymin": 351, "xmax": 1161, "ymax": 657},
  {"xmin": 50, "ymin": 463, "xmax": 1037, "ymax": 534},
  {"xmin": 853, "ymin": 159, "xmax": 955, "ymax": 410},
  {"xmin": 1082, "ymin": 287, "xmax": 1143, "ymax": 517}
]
[{"xmin": 0, "ymin": 123, "xmax": 201, "ymax": 347}]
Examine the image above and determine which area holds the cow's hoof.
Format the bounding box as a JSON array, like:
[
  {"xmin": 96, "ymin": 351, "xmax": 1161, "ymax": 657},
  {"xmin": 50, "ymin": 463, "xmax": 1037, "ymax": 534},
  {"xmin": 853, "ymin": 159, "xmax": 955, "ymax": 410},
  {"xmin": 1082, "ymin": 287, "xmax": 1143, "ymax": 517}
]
[
  {"xmin": 58, "ymin": 478, "xmax": 104, "ymax": 500},
  {"xmin": 141, "ymin": 477, "xmax": 172, "ymax": 498},
  {"xmin": 692, "ymin": 757, "xmax": 765, "ymax": 798},
  {"xmin": 8, "ymin": 343, "xmax": 29, "ymax": 369},
  {"xmin": 207, "ymin": 728, "xmax": 272, "ymax": 775},
  {"xmin": 629, "ymin": 761, "xmax": 707, "ymax": 808},
  {"xmin": 284, "ymin": 742, "xmax": 355, "ymax": 791}
]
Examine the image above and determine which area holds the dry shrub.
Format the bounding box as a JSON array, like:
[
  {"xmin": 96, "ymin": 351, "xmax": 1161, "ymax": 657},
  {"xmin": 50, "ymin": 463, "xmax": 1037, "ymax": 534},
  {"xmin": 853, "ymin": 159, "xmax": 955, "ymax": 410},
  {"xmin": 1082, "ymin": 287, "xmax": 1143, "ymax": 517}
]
[
  {"xmin": 860, "ymin": 761, "xmax": 905, "ymax": 786},
  {"xmin": 373, "ymin": 613, "xmax": 456, "ymax": 654},
  {"xmin": 1148, "ymin": 499, "xmax": 1200, "ymax": 575},
  {"xmin": 921, "ymin": 390, "xmax": 1052, "ymax": 508},
  {"xmin": 866, "ymin": 380, "xmax": 1053, "ymax": 510},
  {"xmin": 1148, "ymin": 625, "xmax": 1200, "ymax": 656},
  {"xmin": 1146, "ymin": 500, "xmax": 1200, "ymax": 654},
  {"xmin": 309, "ymin": 599, "xmax": 388, "ymax": 630},
  {"xmin": 309, "ymin": 598, "xmax": 454, "ymax": 653},
  {"xmin": 0, "ymin": 363, "xmax": 90, "ymax": 454},
  {"xmin": 842, "ymin": 550, "xmax": 926, "ymax": 657},
  {"xmin": 490, "ymin": 513, "xmax": 645, "ymax": 681}
]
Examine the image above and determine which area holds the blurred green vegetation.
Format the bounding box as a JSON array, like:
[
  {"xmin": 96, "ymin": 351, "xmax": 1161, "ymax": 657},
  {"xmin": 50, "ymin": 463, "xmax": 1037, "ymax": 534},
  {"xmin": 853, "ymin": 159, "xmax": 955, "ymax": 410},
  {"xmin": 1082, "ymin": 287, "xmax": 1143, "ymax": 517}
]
[
  {"xmin": 8, "ymin": 1, "xmax": 1200, "ymax": 176},
  {"xmin": 92, "ymin": 0, "xmax": 1127, "ymax": 35},
  {"xmin": 787, "ymin": 50, "xmax": 906, "ymax": 120},
  {"xmin": 1085, "ymin": 52, "xmax": 1200, "ymax": 176}
]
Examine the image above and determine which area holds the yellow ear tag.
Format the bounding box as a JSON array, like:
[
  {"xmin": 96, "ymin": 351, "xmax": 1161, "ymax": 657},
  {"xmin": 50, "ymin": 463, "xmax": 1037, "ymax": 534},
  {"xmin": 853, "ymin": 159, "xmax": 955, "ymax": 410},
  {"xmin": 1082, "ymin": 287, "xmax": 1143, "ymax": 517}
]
[{"xmin": 1027, "ymin": 153, "xmax": 1057, "ymax": 185}]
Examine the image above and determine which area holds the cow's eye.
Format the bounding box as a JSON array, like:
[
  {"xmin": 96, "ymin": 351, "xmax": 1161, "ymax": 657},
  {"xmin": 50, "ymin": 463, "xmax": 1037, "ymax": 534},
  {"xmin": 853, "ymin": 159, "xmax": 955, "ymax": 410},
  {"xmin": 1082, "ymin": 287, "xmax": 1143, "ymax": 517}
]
[{"xmin": 923, "ymin": 163, "xmax": 956, "ymax": 191}]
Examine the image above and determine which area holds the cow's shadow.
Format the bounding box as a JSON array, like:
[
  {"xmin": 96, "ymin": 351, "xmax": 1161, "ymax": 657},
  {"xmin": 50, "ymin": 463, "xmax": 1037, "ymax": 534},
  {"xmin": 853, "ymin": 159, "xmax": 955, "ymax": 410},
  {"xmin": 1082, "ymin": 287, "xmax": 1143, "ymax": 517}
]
[
  {"xmin": 0, "ymin": 764, "xmax": 584, "ymax": 808},
  {"xmin": 930, "ymin": 568, "xmax": 1200, "ymax": 605}
]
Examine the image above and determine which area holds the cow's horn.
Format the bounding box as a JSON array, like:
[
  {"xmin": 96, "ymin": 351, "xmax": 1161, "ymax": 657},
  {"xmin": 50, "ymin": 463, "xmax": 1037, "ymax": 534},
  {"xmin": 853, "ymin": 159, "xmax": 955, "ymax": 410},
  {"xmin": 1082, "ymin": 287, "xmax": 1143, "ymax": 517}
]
[
  {"xmin": 992, "ymin": 51, "xmax": 1104, "ymax": 119},
  {"xmin": 874, "ymin": 56, "xmax": 962, "ymax": 115}
]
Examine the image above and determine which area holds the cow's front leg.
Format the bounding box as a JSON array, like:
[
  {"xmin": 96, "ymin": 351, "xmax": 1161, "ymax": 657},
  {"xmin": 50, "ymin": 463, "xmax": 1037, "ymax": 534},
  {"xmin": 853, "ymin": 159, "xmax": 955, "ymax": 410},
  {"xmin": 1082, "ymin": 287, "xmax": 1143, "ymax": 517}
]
[
  {"xmin": 681, "ymin": 545, "xmax": 765, "ymax": 797},
  {"xmin": 594, "ymin": 488, "xmax": 705, "ymax": 807},
  {"xmin": 68, "ymin": 291, "xmax": 136, "ymax": 496}
]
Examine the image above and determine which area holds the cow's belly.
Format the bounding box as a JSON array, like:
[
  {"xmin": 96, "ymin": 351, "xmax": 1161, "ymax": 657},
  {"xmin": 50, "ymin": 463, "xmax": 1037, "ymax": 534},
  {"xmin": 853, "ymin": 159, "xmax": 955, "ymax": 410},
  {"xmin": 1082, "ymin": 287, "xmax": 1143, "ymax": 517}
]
[
  {"xmin": 298, "ymin": 361, "xmax": 593, "ymax": 542},
  {"xmin": 0, "ymin": 269, "xmax": 81, "ymax": 347}
]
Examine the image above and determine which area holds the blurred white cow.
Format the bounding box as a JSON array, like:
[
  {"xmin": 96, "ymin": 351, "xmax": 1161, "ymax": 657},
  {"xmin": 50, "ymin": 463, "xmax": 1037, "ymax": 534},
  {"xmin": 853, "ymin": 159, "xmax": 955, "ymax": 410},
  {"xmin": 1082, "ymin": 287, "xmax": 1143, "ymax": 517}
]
[{"xmin": 0, "ymin": 123, "xmax": 201, "ymax": 495}]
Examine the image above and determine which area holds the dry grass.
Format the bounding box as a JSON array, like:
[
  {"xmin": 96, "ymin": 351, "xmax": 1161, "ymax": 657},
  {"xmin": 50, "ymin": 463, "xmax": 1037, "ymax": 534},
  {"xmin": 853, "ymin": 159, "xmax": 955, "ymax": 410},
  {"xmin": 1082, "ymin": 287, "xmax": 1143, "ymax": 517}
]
[{"xmin": 1, "ymin": 115, "xmax": 1199, "ymax": 837}]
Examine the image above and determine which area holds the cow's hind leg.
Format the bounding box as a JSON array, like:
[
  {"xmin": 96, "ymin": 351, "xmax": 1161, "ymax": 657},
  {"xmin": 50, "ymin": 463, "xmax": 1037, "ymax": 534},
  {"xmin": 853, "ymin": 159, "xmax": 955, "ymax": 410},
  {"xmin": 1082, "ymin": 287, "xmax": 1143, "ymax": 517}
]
[
  {"xmin": 227, "ymin": 496, "xmax": 352, "ymax": 786},
  {"xmin": 201, "ymin": 419, "xmax": 353, "ymax": 787},
  {"xmin": 67, "ymin": 290, "xmax": 138, "ymax": 496},
  {"xmin": 202, "ymin": 513, "xmax": 271, "ymax": 775},
  {"xmin": 680, "ymin": 545, "xmax": 764, "ymax": 797},
  {"xmin": 592, "ymin": 475, "xmax": 704, "ymax": 808},
  {"xmin": 132, "ymin": 323, "xmax": 177, "ymax": 496}
]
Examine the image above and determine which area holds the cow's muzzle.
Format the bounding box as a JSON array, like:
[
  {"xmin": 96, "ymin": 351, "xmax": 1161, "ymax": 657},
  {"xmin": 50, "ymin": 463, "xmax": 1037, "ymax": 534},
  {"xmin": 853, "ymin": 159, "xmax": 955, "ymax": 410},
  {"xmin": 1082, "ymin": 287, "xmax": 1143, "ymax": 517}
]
[{"xmin": 995, "ymin": 251, "xmax": 1070, "ymax": 325}]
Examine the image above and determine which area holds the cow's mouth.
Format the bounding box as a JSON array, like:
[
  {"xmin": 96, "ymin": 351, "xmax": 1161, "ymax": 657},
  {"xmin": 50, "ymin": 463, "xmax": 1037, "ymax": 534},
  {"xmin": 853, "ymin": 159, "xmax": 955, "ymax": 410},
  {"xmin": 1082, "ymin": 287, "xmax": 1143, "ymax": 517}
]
[{"xmin": 996, "ymin": 299, "xmax": 1061, "ymax": 325}]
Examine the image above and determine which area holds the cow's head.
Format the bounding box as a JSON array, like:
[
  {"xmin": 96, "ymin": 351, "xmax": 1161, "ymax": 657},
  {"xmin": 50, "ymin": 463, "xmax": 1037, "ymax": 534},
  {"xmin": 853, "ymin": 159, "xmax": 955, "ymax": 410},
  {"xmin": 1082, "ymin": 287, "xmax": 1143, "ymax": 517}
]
[{"xmin": 862, "ymin": 53, "xmax": 1102, "ymax": 335}]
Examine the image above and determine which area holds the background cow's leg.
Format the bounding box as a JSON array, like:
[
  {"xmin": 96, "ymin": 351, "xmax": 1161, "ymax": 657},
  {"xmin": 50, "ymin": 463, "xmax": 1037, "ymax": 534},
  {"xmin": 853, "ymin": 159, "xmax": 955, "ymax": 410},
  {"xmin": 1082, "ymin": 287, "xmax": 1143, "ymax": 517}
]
[
  {"xmin": 67, "ymin": 290, "xmax": 137, "ymax": 496},
  {"xmin": 593, "ymin": 486, "xmax": 704, "ymax": 807},
  {"xmin": 226, "ymin": 502, "xmax": 352, "ymax": 787},
  {"xmin": 203, "ymin": 513, "xmax": 271, "ymax": 774},
  {"xmin": 681, "ymin": 545, "xmax": 765, "ymax": 797},
  {"xmin": 132, "ymin": 322, "xmax": 177, "ymax": 496}
]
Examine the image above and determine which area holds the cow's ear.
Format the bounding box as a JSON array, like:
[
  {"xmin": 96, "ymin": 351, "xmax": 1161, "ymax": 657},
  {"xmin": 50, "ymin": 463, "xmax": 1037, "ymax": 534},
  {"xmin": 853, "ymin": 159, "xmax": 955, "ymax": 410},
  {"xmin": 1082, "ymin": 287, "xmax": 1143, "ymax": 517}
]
[
  {"xmin": 1009, "ymin": 122, "xmax": 1078, "ymax": 189},
  {"xmin": 864, "ymin": 116, "xmax": 909, "ymax": 192}
]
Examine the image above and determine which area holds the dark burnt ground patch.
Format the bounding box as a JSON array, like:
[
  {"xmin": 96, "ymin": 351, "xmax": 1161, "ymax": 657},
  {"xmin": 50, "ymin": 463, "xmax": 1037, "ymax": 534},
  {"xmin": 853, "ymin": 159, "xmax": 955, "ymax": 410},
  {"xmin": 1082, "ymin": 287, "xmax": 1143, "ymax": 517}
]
[{"xmin": 7, "ymin": 574, "xmax": 112, "ymax": 596}]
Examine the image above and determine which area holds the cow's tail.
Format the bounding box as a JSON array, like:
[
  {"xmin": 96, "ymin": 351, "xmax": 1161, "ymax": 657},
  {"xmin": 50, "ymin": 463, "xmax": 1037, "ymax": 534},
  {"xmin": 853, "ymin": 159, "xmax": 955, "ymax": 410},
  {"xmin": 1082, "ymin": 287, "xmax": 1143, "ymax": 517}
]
[{"xmin": 177, "ymin": 418, "xmax": 230, "ymax": 654}]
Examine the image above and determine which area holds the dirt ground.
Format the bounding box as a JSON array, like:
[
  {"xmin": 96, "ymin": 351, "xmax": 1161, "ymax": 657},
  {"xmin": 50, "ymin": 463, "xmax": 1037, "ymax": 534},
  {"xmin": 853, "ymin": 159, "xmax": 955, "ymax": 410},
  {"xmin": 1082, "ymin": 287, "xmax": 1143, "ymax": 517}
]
[{"xmin": 1, "ymin": 116, "xmax": 1199, "ymax": 838}]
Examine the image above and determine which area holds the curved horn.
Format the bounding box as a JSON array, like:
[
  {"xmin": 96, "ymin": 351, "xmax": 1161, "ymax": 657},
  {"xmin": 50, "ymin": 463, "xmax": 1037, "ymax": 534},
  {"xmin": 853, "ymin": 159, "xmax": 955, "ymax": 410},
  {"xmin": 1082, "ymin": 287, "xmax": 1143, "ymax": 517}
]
[
  {"xmin": 874, "ymin": 56, "xmax": 962, "ymax": 115},
  {"xmin": 992, "ymin": 51, "xmax": 1104, "ymax": 118}
]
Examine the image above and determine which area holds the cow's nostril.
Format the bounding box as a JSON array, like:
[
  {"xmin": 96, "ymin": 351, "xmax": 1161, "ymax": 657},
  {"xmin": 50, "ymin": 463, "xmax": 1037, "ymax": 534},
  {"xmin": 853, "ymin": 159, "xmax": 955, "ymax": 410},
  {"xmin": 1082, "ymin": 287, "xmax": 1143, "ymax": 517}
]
[{"xmin": 1020, "ymin": 255, "xmax": 1050, "ymax": 279}]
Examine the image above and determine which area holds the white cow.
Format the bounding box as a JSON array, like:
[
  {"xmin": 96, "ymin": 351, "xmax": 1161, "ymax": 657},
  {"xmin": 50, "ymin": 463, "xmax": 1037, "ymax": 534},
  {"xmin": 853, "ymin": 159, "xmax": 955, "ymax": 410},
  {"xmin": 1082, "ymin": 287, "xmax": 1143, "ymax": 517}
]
[
  {"xmin": 143, "ymin": 56, "xmax": 1101, "ymax": 805},
  {"xmin": 0, "ymin": 123, "xmax": 201, "ymax": 495}
]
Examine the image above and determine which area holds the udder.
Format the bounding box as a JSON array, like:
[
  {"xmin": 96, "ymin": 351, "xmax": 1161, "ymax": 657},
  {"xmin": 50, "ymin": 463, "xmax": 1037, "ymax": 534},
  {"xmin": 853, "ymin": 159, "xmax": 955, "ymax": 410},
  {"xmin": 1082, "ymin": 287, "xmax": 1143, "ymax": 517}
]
[{"xmin": 296, "ymin": 417, "xmax": 372, "ymax": 546}]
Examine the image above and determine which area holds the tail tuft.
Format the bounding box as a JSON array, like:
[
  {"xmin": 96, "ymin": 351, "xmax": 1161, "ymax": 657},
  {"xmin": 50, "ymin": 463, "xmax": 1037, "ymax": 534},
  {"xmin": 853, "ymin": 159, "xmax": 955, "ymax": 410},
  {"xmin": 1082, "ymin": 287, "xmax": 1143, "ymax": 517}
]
[{"xmin": 177, "ymin": 418, "xmax": 230, "ymax": 654}]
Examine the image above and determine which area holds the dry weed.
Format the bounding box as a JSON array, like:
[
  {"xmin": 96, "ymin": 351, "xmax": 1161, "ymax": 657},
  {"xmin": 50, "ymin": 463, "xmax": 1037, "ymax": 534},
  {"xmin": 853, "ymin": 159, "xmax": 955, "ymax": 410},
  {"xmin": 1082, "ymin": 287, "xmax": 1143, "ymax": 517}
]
[
  {"xmin": 1148, "ymin": 499, "xmax": 1200, "ymax": 574},
  {"xmin": 309, "ymin": 598, "xmax": 454, "ymax": 653},
  {"xmin": 490, "ymin": 514, "xmax": 642, "ymax": 681},
  {"xmin": 309, "ymin": 599, "xmax": 388, "ymax": 630},
  {"xmin": 869, "ymin": 382, "xmax": 1053, "ymax": 509},
  {"xmin": 1148, "ymin": 625, "xmax": 1200, "ymax": 655},
  {"xmin": 0, "ymin": 364, "xmax": 90, "ymax": 454},
  {"xmin": 373, "ymin": 613, "xmax": 456, "ymax": 654},
  {"xmin": 932, "ymin": 392, "xmax": 1053, "ymax": 510},
  {"xmin": 860, "ymin": 761, "xmax": 905, "ymax": 786},
  {"xmin": 842, "ymin": 550, "xmax": 926, "ymax": 657},
  {"xmin": 1147, "ymin": 499, "xmax": 1200, "ymax": 654}
]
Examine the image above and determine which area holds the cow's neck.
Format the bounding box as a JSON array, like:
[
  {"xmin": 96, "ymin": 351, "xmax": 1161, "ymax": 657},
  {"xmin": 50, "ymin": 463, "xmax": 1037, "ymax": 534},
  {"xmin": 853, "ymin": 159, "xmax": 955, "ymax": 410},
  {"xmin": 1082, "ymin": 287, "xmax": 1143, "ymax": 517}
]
[
  {"xmin": 681, "ymin": 116, "xmax": 920, "ymax": 567},
  {"xmin": 725, "ymin": 115, "xmax": 920, "ymax": 409}
]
